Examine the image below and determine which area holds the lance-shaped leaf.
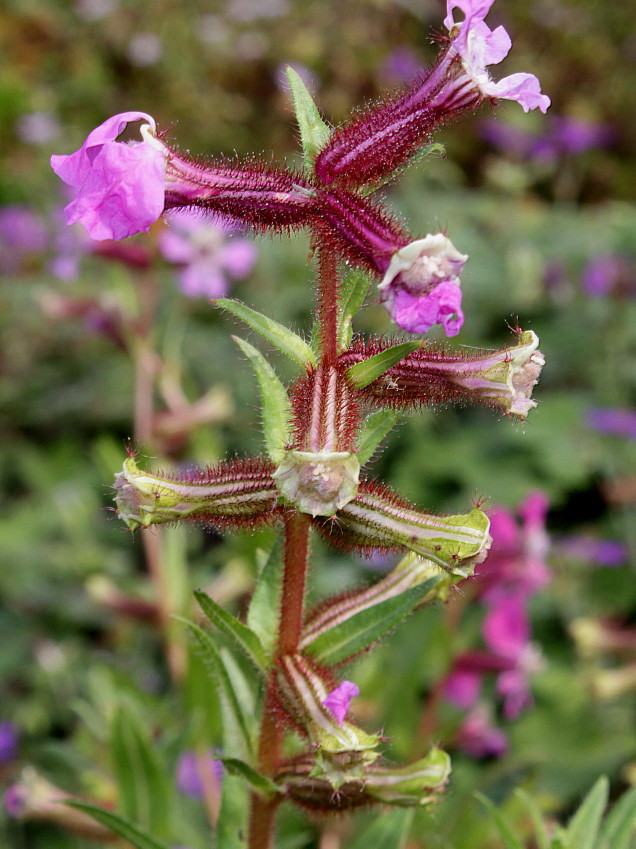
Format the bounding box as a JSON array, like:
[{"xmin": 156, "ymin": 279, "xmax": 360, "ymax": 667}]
[
  {"xmin": 300, "ymin": 576, "xmax": 441, "ymax": 664},
  {"xmin": 318, "ymin": 481, "xmax": 491, "ymax": 576},
  {"xmin": 114, "ymin": 456, "xmax": 280, "ymax": 531},
  {"xmin": 347, "ymin": 809, "xmax": 414, "ymax": 849},
  {"xmin": 215, "ymin": 298, "xmax": 316, "ymax": 368},
  {"xmin": 216, "ymin": 773, "xmax": 248, "ymax": 849},
  {"xmin": 285, "ymin": 66, "xmax": 332, "ymax": 167},
  {"xmin": 65, "ymin": 802, "xmax": 172, "ymax": 849},
  {"xmin": 599, "ymin": 784, "xmax": 636, "ymax": 849},
  {"xmin": 218, "ymin": 757, "xmax": 283, "ymax": 798},
  {"xmin": 337, "ymin": 269, "xmax": 372, "ymax": 351},
  {"xmin": 564, "ymin": 776, "xmax": 608, "ymax": 849},
  {"xmin": 193, "ymin": 589, "xmax": 266, "ymax": 672},
  {"xmin": 179, "ymin": 618, "xmax": 255, "ymax": 759},
  {"xmin": 346, "ymin": 340, "xmax": 425, "ymax": 389},
  {"xmin": 513, "ymin": 789, "xmax": 550, "ymax": 849},
  {"xmin": 110, "ymin": 705, "xmax": 173, "ymax": 838},
  {"xmin": 475, "ymin": 793, "xmax": 524, "ymax": 849},
  {"xmin": 233, "ymin": 336, "xmax": 292, "ymax": 464},
  {"xmin": 356, "ymin": 408, "xmax": 403, "ymax": 466},
  {"xmin": 246, "ymin": 543, "xmax": 283, "ymax": 654}
]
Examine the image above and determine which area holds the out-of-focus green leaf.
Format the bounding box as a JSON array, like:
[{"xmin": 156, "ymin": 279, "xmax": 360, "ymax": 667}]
[
  {"xmin": 475, "ymin": 792, "xmax": 524, "ymax": 849},
  {"xmin": 216, "ymin": 299, "xmax": 316, "ymax": 368},
  {"xmin": 233, "ymin": 335, "xmax": 291, "ymax": 464},
  {"xmin": 356, "ymin": 409, "xmax": 403, "ymax": 466},
  {"xmin": 346, "ymin": 341, "xmax": 424, "ymax": 389},
  {"xmin": 217, "ymin": 772, "xmax": 249, "ymax": 849},
  {"xmin": 193, "ymin": 589, "xmax": 266, "ymax": 672},
  {"xmin": 514, "ymin": 789, "xmax": 550, "ymax": 849},
  {"xmin": 219, "ymin": 757, "xmax": 283, "ymax": 797},
  {"xmin": 65, "ymin": 801, "xmax": 171, "ymax": 849},
  {"xmin": 346, "ymin": 809, "xmax": 414, "ymax": 849},
  {"xmin": 110, "ymin": 705, "xmax": 173, "ymax": 838},
  {"xmin": 337, "ymin": 268, "xmax": 372, "ymax": 351},
  {"xmin": 564, "ymin": 776, "xmax": 608, "ymax": 849},
  {"xmin": 246, "ymin": 543, "xmax": 283, "ymax": 655},
  {"xmin": 600, "ymin": 785, "xmax": 636, "ymax": 849},
  {"xmin": 303, "ymin": 578, "xmax": 439, "ymax": 664}
]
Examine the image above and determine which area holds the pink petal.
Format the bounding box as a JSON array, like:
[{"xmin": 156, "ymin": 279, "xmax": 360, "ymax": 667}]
[
  {"xmin": 391, "ymin": 281, "xmax": 464, "ymax": 336},
  {"xmin": 490, "ymin": 73, "xmax": 551, "ymax": 113},
  {"xmin": 220, "ymin": 239, "xmax": 258, "ymax": 279},
  {"xmin": 483, "ymin": 594, "xmax": 529, "ymax": 658},
  {"xmin": 443, "ymin": 668, "xmax": 482, "ymax": 708},
  {"xmin": 322, "ymin": 681, "xmax": 360, "ymax": 725}
]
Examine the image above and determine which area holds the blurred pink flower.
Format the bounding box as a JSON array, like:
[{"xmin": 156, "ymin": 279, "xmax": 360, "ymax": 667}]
[
  {"xmin": 322, "ymin": 680, "xmax": 359, "ymax": 725},
  {"xmin": 455, "ymin": 704, "xmax": 508, "ymax": 758},
  {"xmin": 159, "ymin": 211, "xmax": 257, "ymax": 299}
]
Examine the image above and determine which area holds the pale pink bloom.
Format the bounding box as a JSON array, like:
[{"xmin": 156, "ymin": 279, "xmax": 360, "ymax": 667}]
[{"xmin": 456, "ymin": 704, "xmax": 508, "ymax": 758}]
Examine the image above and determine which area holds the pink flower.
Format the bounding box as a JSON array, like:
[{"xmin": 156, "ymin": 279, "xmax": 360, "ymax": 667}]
[
  {"xmin": 456, "ymin": 704, "xmax": 508, "ymax": 758},
  {"xmin": 444, "ymin": 0, "xmax": 551, "ymax": 113},
  {"xmin": 378, "ymin": 233, "xmax": 467, "ymax": 336},
  {"xmin": 322, "ymin": 680, "xmax": 360, "ymax": 725},
  {"xmin": 51, "ymin": 112, "xmax": 166, "ymax": 241},
  {"xmin": 159, "ymin": 211, "xmax": 257, "ymax": 299}
]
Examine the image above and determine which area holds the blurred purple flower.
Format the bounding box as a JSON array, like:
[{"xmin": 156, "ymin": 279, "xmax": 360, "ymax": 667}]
[
  {"xmin": 379, "ymin": 47, "xmax": 424, "ymax": 85},
  {"xmin": 587, "ymin": 407, "xmax": 636, "ymax": 441},
  {"xmin": 556, "ymin": 535, "xmax": 627, "ymax": 567},
  {"xmin": 481, "ymin": 115, "xmax": 614, "ymax": 161},
  {"xmin": 455, "ymin": 704, "xmax": 508, "ymax": 758},
  {"xmin": 0, "ymin": 722, "xmax": 19, "ymax": 763},
  {"xmin": 0, "ymin": 205, "xmax": 48, "ymax": 272},
  {"xmin": 443, "ymin": 666, "xmax": 483, "ymax": 709},
  {"xmin": 549, "ymin": 116, "xmax": 614, "ymax": 155},
  {"xmin": 582, "ymin": 254, "xmax": 635, "ymax": 299},
  {"xmin": 159, "ymin": 211, "xmax": 257, "ymax": 299},
  {"xmin": 176, "ymin": 751, "xmax": 223, "ymax": 798},
  {"xmin": 3, "ymin": 784, "xmax": 25, "ymax": 818},
  {"xmin": 322, "ymin": 681, "xmax": 359, "ymax": 725},
  {"xmin": 16, "ymin": 112, "xmax": 61, "ymax": 146}
]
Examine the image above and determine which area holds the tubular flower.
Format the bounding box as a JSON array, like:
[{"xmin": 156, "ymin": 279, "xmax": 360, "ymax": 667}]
[
  {"xmin": 51, "ymin": 112, "xmax": 167, "ymax": 240},
  {"xmin": 443, "ymin": 0, "xmax": 551, "ymax": 113}
]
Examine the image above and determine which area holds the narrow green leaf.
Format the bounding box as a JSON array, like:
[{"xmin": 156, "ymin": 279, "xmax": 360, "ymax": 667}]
[
  {"xmin": 304, "ymin": 577, "xmax": 439, "ymax": 664},
  {"xmin": 246, "ymin": 543, "xmax": 283, "ymax": 656},
  {"xmin": 565, "ymin": 776, "xmax": 608, "ymax": 849},
  {"xmin": 356, "ymin": 408, "xmax": 403, "ymax": 466},
  {"xmin": 65, "ymin": 802, "xmax": 171, "ymax": 849},
  {"xmin": 179, "ymin": 618, "xmax": 255, "ymax": 758},
  {"xmin": 475, "ymin": 792, "xmax": 525, "ymax": 849},
  {"xmin": 514, "ymin": 789, "xmax": 550, "ymax": 849},
  {"xmin": 219, "ymin": 757, "xmax": 283, "ymax": 797},
  {"xmin": 216, "ymin": 299, "xmax": 316, "ymax": 368},
  {"xmin": 336, "ymin": 268, "xmax": 372, "ymax": 351},
  {"xmin": 217, "ymin": 773, "xmax": 248, "ymax": 849},
  {"xmin": 600, "ymin": 785, "xmax": 636, "ymax": 849},
  {"xmin": 347, "ymin": 340, "xmax": 424, "ymax": 389},
  {"xmin": 233, "ymin": 336, "xmax": 291, "ymax": 464},
  {"xmin": 346, "ymin": 809, "xmax": 414, "ymax": 849},
  {"xmin": 110, "ymin": 705, "xmax": 172, "ymax": 838},
  {"xmin": 285, "ymin": 65, "xmax": 331, "ymax": 166},
  {"xmin": 193, "ymin": 589, "xmax": 266, "ymax": 672}
]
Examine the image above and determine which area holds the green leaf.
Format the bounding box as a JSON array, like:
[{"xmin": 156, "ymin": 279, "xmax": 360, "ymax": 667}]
[
  {"xmin": 246, "ymin": 543, "xmax": 283, "ymax": 655},
  {"xmin": 193, "ymin": 589, "xmax": 266, "ymax": 672},
  {"xmin": 285, "ymin": 65, "xmax": 331, "ymax": 166},
  {"xmin": 304, "ymin": 577, "xmax": 440, "ymax": 664},
  {"xmin": 337, "ymin": 268, "xmax": 372, "ymax": 351},
  {"xmin": 346, "ymin": 340, "xmax": 424, "ymax": 389},
  {"xmin": 475, "ymin": 792, "xmax": 524, "ymax": 849},
  {"xmin": 356, "ymin": 408, "xmax": 403, "ymax": 466},
  {"xmin": 216, "ymin": 299, "xmax": 316, "ymax": 368},
  {"xmin": 65, "ymin": 802, "xmax": 172, "ymax": 849},
  {"xmin": 600, "ymin": 785, "xmax": 636, "ymax": 849},
  {"xmin": 565, "ymin": 776, "xmax": 608, "ymax": 849},
  {"xmin": 217, "ymin": 773, "xmax": 248, "ymax": 849},
  {"xmin": 233, "ymin": 335, "xmax": 291, "ymax": 464},
  {"xmin": 110, "ymin": 705, "xmax": 173, "ymax": 838},
  {"xmin": 179, "ymin": 618, "xmax": 255, "ymax": 758},
  {"xmin": 514, "ymin": 789, "xmax": 550, "ymax": 849},
  {"xmin": 346, "ymin": 809, "xmax": 414, "ymax": 849},
  {"xmin": 219, "ymin": 757, "xmax": 283, "ymax": 797}
]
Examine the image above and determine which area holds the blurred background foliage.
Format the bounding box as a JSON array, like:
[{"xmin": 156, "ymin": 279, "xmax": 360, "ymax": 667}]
[{"xmin": 1, "ymin": 0, "xmax": 635, "ymax": 847}]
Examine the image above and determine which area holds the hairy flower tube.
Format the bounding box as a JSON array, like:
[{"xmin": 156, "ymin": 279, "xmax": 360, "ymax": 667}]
[
  {"xmin": 342, "ymin": 329, "xmax": 544, "ymax": 418},
  {"xmin": 113, "ymin": 456, "xmax": 281, "ymax": 530}
]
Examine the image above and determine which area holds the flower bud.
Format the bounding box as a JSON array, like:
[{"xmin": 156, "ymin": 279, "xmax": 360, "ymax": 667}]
[{"xmin": 114, "ymin": 456, "xmax": 280, "ymax": 530}]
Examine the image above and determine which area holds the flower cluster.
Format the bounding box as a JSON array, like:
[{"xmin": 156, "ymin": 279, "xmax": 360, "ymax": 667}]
[{"xmin": 52, "ymin": 0, "xmax": 549, "ymax": 337}]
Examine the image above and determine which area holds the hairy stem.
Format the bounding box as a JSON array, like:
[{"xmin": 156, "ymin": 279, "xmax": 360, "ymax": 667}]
[
  {"xmin": 248, "ymin": 512, "xmax": 312, "ymax": 849},
  {"xmin": 318, "ymin": 247, "xmax": 339, "ymax": 365}
]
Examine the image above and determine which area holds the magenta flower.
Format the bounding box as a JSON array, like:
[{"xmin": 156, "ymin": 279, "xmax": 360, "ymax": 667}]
[
  {"xmin": 444, "ymin": 0, "xmax": 551, "ymax": 113},
  {"xmin": 456, "ymin": 704, "xmax": 508, "ymax": 758},
  {"xmin": 321, "ymin": 680, "xmax": 360, "ymax": 725},
  {"xmin": 159, "ymin": 211, "xmax": 257, "ymax": 299},
  {"xmin": 377, "ymin": 234, "xmax": 467, "ymax": 336},
  {"xmin": 51, "ymin": 112, "xmax": 166, "ymax": 241},
  {"xmin": 0, "ymin": 722, "xmax": 19, "ymax": 763}
]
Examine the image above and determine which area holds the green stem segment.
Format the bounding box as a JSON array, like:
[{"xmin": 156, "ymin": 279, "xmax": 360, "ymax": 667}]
[{"xmin": 248, "ymin": 513, "xmax": 312, "ymax": 849}]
